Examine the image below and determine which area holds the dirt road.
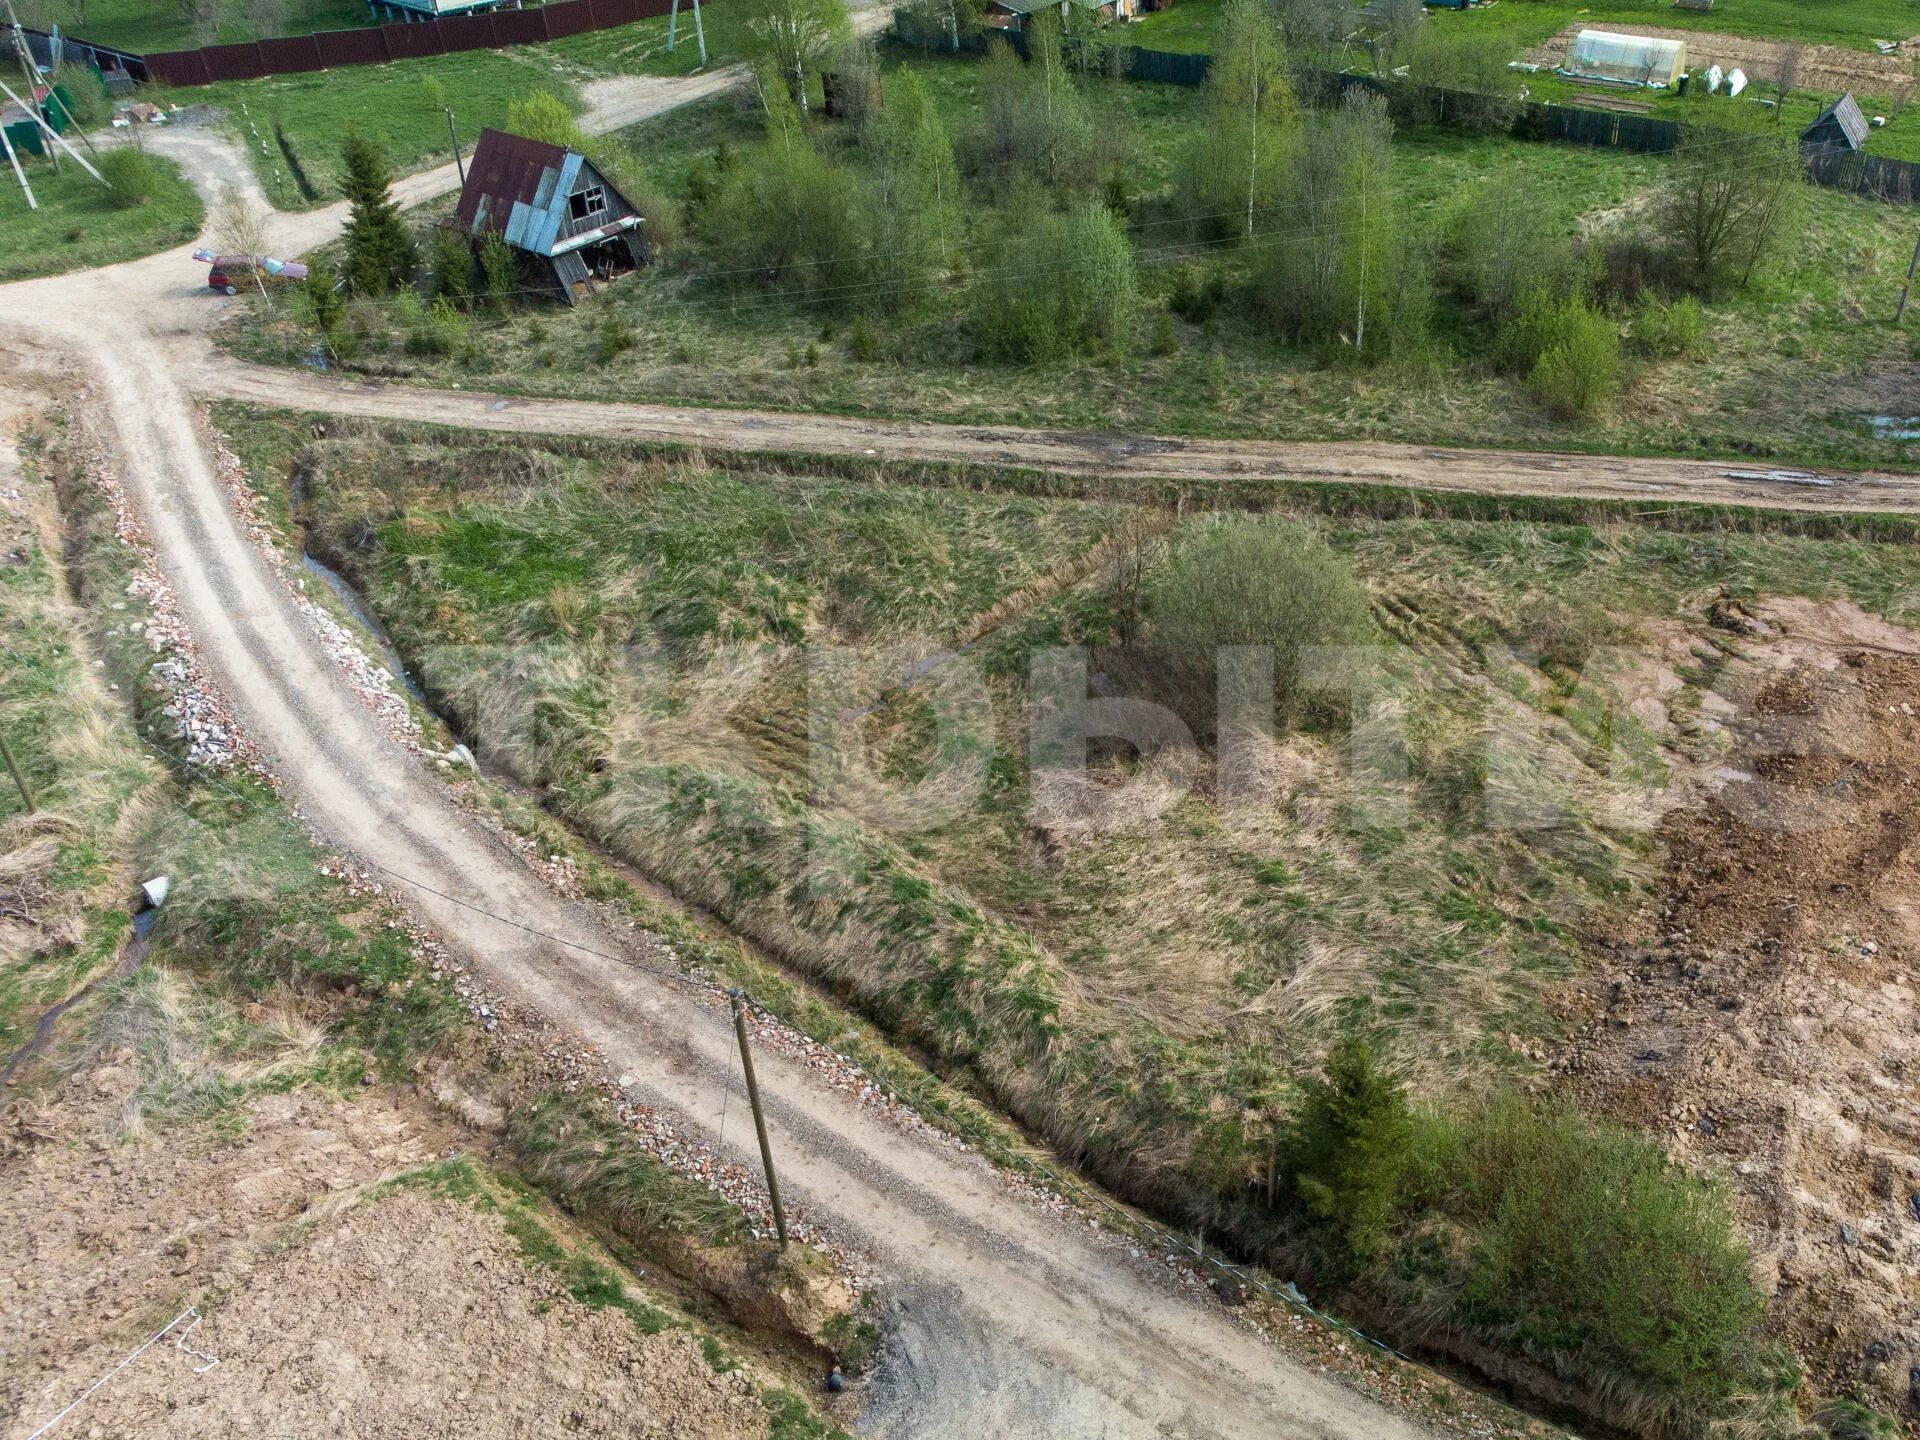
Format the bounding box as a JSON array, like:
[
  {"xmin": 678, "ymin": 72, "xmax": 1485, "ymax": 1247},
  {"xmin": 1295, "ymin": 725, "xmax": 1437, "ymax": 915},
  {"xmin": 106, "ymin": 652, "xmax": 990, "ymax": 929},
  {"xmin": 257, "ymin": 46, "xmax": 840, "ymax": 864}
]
[
  {"xmin": 194, "ymin": 348, "xmax": 1920, "ymax": 514},
  {"xmin": 0, "ymin": 73, "xmax": 1451, "ymax": 1440}
]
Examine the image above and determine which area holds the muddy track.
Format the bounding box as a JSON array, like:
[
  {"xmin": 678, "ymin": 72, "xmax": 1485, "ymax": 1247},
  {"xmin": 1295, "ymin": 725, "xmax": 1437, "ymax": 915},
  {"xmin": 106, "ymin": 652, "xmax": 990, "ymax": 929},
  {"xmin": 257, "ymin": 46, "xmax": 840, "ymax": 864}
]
[{"xmin": 0, "ymin": 72, "xmax": 1452, "ymax": 1440}]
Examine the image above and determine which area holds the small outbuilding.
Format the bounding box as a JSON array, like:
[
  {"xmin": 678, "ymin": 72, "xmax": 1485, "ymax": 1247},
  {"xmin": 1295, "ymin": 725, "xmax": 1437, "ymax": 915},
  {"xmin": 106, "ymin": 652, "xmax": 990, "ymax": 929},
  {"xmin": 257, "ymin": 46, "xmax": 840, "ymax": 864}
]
[
  {"xmin": 1801, "ymin": 93, "xmax": 1869, "ymax": 155},
  {"xmin": 1560, "ymin": 29, "xmax": 1687, "ymax": 88},
  {"xmin": 984, "ymin": 0, "xmax": 1136, "ymax": 33},
  {"xmin": 454, "ymin": 128, "xmax": 649, "ymax": 305}
]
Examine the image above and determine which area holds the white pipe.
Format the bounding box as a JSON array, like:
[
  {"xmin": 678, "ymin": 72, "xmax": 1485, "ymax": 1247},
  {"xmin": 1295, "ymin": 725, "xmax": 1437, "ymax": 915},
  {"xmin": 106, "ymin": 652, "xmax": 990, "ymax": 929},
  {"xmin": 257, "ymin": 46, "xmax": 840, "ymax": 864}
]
[
  {"xmin": 0, "ymin": 117, "xmax": 31, "ymax": 210},
  {"xmin": 0, "ymin": 72, "xmax": 102, "ymax": 182}
]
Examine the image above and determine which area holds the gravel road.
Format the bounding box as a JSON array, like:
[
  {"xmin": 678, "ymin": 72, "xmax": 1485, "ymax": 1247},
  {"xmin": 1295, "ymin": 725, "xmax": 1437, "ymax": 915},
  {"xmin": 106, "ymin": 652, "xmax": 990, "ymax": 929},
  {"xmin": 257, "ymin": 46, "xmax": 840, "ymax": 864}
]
[{"xmin": 0, "ymin": 69, "xmax": 1446, "ymax": 1440}]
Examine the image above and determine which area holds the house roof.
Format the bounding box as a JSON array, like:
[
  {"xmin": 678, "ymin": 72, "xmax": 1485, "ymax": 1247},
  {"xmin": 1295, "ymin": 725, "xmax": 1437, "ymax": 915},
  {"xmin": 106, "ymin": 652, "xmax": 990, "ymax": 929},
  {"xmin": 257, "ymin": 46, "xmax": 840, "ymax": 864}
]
[
  {"xmin": 455, "ymin": 127, "xmax": 627, "ymax": 256},
  {"xmin": 1804, "ymin": 93, "xmax": 1868, "ymax": 151}
]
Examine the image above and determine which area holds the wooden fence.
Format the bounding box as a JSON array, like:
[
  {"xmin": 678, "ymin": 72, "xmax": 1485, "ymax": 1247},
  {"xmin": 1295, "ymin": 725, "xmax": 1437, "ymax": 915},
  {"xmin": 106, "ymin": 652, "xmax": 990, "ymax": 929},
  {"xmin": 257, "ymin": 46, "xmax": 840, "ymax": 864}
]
[{"xmin": 140, "ymin": 0, "xmax": 677, "ymax": 88}]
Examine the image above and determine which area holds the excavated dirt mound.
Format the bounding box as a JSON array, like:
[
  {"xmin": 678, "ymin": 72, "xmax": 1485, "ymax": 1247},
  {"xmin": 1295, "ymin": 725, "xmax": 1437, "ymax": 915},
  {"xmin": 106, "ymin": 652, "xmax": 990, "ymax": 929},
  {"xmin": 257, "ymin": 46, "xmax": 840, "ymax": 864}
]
[
  {"xmin": 1, "ymin": 1083, "xmax": 770, "ymax": 1440},
  {"xmin": 1529, "ymin": 25, "xmax": 1920, "ymax": 98},
  {"xmin": 1565, "ymin": 602, "xmax": 1920, "ymax": 1415}
]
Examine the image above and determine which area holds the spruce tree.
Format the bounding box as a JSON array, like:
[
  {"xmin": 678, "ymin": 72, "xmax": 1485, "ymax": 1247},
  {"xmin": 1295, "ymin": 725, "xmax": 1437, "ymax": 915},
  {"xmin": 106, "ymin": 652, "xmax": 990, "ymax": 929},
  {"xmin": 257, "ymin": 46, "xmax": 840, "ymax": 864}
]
[{"xmin": 340, "ymin": 131, "xmax": 417, "ymax": 295}]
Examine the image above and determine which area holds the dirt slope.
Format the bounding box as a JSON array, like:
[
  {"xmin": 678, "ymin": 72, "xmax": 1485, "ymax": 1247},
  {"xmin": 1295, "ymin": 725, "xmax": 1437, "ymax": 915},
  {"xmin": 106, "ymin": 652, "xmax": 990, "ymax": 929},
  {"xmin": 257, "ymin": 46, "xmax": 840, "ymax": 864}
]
[
  {"xmin": 1565, "ymin": 602, "xmax": 1920, "ymax": 1413},
  {"xmin": 1, "ymin": 1085, "xmax": 769, "ymax": 1440}
]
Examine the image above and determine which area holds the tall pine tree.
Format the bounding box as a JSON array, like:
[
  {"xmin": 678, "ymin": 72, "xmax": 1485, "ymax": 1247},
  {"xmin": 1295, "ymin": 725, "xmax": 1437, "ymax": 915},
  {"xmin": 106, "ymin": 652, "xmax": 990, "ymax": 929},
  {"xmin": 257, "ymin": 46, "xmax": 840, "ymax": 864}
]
[{"xmin": 340, "ymin": 131, "xmax": 417, "ymax": 295}]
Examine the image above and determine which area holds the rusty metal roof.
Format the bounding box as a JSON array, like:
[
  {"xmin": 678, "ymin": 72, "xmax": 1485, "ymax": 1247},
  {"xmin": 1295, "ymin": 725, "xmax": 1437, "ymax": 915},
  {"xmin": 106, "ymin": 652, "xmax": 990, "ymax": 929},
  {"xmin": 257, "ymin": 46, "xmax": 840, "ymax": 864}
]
[{"xmin": 455, "ymin": 127, "xmax": 575, "ymax": 240}]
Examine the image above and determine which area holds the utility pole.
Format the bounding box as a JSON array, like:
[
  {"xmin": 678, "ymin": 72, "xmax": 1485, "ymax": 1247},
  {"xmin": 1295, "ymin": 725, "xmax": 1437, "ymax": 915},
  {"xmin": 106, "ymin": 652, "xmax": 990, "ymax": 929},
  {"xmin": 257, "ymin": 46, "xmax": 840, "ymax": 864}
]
[
  {"xmin": 445, "ymin": 106, "xmax": 464, "ymax": 186},
  {"xmin": 4, "ymin": 0, "xmax": 54, "ymax": 174},
  {"xmin": 0, "ymin": 731, "xmax": 35, "ymax": 814},
  {"xmin": 666, "ymin": 0, "xmax": 705, "ymax": 68},
  {"xmin": 1896, "ymin": 228, "xmax": 1920, "ymax": 326},
  {"xmin": 0, "ymin": 115, "xmax": 31, "ymax": 209},
  {"xmin": 728, "ymin": 990, "xmax": 789, "ymax": 1248}
]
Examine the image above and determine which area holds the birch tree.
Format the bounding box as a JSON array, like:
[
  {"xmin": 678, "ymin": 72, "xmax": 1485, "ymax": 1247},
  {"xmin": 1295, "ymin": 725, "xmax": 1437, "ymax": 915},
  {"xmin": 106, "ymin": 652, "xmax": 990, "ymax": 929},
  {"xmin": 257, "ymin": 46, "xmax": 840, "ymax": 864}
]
[
  {"xmin": 864, "ymin": 67, "xmax": 960, "ymax": 312},
  {"xmin": 719, "ymin": 0, "xmax": 852, "ymax": 116},
  {"xmin": 1178, "ymin": 0, "xmax": 1292, "ymax": 239}
]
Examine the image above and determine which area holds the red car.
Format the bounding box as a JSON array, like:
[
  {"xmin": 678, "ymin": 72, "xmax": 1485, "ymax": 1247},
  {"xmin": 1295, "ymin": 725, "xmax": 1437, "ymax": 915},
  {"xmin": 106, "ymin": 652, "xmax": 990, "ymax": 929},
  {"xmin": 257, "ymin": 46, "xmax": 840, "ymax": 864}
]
[{"xmin": 192, "ymin": 249, "xmax": 309, "ymax": 296}]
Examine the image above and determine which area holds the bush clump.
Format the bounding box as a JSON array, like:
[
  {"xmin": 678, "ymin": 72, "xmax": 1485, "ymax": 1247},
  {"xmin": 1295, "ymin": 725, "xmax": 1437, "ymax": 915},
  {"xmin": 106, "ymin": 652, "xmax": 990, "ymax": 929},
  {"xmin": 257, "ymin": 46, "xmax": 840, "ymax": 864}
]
[
  {"xmin": 99, "ymin": 148, "xmax": 159, "ymax": 209},
  {"xmin": 1500, "ymin": 290, "xmax": 1621, "ymax": 419},
  {"xmin": 1276, "ymin": 1043, "xmax": 1769, "ymax": 1425},
  {"xmin": 1627, "ymin": 293, "xmax": 1705, "ymax": 359},
  {"xmin": 1139, "ymin": 517, "xmax": 1372, "ymax": 732},
  {"xmin": 973, "ymin": 201, "xmax": 1137, "ymax": 362}
]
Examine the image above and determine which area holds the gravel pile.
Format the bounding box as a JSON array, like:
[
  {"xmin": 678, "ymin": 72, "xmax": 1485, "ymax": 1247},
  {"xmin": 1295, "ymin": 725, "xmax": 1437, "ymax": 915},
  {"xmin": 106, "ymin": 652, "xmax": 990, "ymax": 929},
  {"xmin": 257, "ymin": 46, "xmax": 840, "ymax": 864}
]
[{"xmin": 87, "ymin": 453, "xmax": 261, "ymax": 772}]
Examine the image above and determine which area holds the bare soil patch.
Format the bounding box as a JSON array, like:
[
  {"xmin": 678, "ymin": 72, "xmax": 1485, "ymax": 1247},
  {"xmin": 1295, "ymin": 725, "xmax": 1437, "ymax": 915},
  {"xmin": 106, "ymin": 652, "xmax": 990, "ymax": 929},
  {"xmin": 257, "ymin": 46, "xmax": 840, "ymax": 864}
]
[
  {"xmin": 1529, "ymin": 24, "xmax": 1920, "ymax": 97},
  {"xmin": 0, "ymin": 1083, "xmax": 769, "ymax": 1440},
  {"xmin": 1564, "ymin": 600, "xmax": 1920, "ymax": 1415}
]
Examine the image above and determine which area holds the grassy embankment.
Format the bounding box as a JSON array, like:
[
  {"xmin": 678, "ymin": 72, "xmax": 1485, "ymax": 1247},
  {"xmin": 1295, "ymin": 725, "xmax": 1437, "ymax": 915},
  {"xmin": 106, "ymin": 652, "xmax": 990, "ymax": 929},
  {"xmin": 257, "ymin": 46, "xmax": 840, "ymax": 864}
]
[
  {"xmin": 0, "ymin": 414, "xmax": 849, "ymax": 1434},
  {"xmin": 250, "ymin": 403, "xmax": 1920, "ymax": 1434},
  {"xmin": 0, "ymin": 152, "xmax": 203, "ymax": 284},
  {"xmin": 231, "ymin": 48, "xmax": 1920, "ymax": 470}
]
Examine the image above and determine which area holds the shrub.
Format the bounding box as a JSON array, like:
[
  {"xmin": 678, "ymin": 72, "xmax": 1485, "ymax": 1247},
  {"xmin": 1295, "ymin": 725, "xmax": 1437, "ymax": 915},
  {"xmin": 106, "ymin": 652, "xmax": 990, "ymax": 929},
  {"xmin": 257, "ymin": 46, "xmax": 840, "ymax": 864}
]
[
  {"xmin": 1140, "ymin": 517, "xmax": 1372, "ymax": 731},
  {"xmin": 972, "ymin": 202, "xmax": 1137, "ymax": 362},
  {"xmin": 700, "ymin": 131, "xmax": 860, "ymax": 297},
  {"xmin": 1168, "ymin": 266, "xmax": 1227, "ymax": 324},
  {"xmin": 848, "ymin": 313, "xmax": 877, "ymax": 361},
  {"xmin": 480, "ymin": 233, "xmax": 517, "ymax": 313},
  {"xmin": 429, "ymin": 227, "xmax": 475, "ymax": 306},
  {"xmin": 98, "ymin": 148, "xmax": 159, "ymax": 209},
  {"xmin": 1440, "ymin": 1095, "xmax": 1765, "ymax": 1404},
  {"xmin": 1529, "ymin": 302, "xmax": 1621, "ymax": 419},
  {"xmin": 598, "ymin": 310, "xmax": 635, "ymax": 362},
  {"xmin": 1627, "ymin": 293, "xmax": 1705, "ymax": 359},
  {"xmin": 504, "ymin": 90, "xmax": 585, "ymax": 152},
  {"xmin": 1150, "ymin": 307, "xmax": 1177, "ymax": 357}
]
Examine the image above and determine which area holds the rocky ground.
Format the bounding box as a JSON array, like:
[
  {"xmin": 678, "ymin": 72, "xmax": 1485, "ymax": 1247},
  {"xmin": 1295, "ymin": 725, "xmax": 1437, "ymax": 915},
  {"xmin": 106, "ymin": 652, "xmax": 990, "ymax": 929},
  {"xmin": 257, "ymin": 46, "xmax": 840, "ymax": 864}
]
[{"xmin": 1565, "ymin": 597, "xmax": 1920, "ymax": 1416}]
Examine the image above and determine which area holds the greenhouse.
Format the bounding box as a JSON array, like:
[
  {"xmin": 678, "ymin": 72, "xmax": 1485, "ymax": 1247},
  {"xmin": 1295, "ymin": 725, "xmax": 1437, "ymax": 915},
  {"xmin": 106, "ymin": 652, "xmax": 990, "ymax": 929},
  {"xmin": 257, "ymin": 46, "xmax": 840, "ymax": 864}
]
[{"xmin": 1560, "ymin": 30, "xmax": 1689, "ymax": 88}]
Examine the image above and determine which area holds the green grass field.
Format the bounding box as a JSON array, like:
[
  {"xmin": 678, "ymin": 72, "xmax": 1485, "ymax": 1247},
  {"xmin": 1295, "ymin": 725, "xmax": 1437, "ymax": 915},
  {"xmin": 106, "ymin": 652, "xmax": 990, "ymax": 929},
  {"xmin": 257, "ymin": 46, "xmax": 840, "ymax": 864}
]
[
  {"xmin": 0, "ymin": 150, "xmax": 203, "ymax": 283},
  {"xmin": 152, "ymin": 48, "xmax": 585, "ymax": 209},
  {"xmin": 53, "ymin": 0, "xmax": 376, "ymax": 54}
]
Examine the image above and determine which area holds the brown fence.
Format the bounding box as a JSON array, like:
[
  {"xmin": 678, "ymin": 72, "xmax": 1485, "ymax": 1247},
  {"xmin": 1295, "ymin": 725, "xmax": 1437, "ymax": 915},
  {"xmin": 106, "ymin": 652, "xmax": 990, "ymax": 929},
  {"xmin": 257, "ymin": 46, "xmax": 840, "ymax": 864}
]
[{"xmin": 142, "ymin": 0, "xmax": 679, "ymax": 88}]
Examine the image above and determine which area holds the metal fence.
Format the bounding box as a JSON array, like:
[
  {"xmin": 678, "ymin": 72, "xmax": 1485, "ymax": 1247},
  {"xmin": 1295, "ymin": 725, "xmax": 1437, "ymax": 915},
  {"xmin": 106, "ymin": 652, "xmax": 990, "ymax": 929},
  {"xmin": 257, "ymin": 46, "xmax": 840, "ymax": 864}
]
[{"xmin": 140, "ymin": 0, "xmax": 676, "ymax": 88}]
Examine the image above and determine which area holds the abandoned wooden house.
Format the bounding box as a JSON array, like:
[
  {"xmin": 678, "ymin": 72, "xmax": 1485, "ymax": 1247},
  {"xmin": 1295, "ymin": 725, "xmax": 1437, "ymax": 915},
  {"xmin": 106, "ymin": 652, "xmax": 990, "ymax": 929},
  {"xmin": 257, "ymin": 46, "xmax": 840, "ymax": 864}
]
[{"xmin": 454, "ymin": 127, "xmax": 649, "ymax": 305}]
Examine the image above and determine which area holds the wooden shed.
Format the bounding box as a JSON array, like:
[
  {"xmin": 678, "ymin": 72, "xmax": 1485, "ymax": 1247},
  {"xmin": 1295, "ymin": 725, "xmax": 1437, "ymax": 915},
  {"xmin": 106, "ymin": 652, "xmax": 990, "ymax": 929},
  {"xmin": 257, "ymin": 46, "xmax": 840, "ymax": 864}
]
[
  {"xmin": 454, "ymin": 127, "xmax": 649, "ymax": 305},
  {"xmin": 1801, "ymin": 94, "xmax": 1869, "ymax": 155}
]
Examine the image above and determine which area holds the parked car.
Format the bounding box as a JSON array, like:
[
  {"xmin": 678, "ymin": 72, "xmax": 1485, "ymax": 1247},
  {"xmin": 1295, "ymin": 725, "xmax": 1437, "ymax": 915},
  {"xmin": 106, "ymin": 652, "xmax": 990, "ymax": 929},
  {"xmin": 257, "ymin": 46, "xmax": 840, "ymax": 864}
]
[{"xmin": 192, "ymin": 248, "xmax": 310, "ymax": 297}]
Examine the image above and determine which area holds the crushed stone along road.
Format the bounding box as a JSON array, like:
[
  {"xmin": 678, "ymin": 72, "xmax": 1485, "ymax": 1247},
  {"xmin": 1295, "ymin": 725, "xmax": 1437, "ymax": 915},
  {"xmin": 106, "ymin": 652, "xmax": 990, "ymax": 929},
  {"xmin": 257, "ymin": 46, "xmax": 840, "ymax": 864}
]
[{"xmin": 0, "ymin": 70, "xmax": 1448, "ymax": 1440}]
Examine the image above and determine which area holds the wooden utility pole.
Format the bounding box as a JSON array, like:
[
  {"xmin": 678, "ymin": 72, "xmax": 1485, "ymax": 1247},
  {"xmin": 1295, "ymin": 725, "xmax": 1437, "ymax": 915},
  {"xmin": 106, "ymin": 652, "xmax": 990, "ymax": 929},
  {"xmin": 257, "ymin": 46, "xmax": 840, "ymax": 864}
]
[
  {"xmin": 1896, "ymin": 229, "xmax": 1920, "ymax": 326},
  {"xmin": 0, "ymin": 731, "xmax": 35, "ymax": 814},
  {"xmin": 445, "ymin": 106, "xmax": 464, "ymax": 186},
  {"xmin": 4, "ymin": 0, "xmax": 53, "ymax": 173},
  {"xmin": 728, "ymin": 990, "xmax": 789, "ymax": 1247}
]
